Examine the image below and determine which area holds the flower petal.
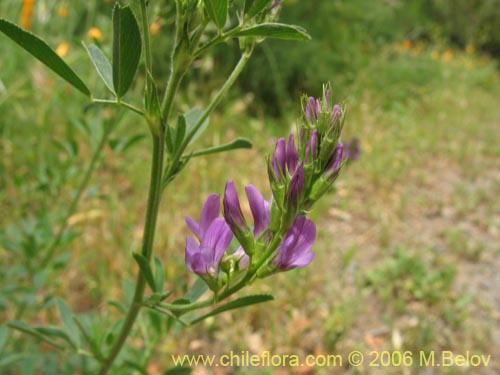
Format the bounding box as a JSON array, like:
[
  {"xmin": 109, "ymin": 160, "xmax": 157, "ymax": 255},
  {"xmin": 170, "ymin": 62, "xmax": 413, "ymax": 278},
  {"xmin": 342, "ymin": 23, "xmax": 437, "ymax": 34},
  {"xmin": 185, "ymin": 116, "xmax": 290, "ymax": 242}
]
[
  {"xmin": 223, "ymin": 180, "xmax": 245, "ymax": 228},
  {"xmin": 286, "ymin": 134, "xmax": 298, "ymax": 174},
  {"xmin": 185, "ymin": 216, "xmax": 201, "ymax": 240},
  {"xmin": 199, "ymin": 194, "xmax": 220, "ymax": 237},
  {"xmin": 185, "ymin": 236, "xmax": 200, "ymax": 273},
  {"xmin": 245, "ymin": 184, "xmax": 270, "ymax": 236}
]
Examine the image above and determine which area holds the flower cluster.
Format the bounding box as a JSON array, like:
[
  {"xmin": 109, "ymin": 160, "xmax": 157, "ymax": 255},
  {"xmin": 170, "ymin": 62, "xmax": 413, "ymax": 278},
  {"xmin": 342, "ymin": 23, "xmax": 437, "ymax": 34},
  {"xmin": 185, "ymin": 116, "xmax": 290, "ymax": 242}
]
[{"xmin": 184, "ymin": 85, "xmax": 354, "ymax": 291}]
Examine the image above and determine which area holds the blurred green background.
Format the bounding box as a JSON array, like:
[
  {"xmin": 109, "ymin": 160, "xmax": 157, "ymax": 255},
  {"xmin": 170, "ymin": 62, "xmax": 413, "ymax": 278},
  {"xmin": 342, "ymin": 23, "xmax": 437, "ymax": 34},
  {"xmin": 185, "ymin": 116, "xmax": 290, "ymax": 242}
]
[{"xmin": 1, "ymin": 0, "xmax": 499, "ymax": 374}]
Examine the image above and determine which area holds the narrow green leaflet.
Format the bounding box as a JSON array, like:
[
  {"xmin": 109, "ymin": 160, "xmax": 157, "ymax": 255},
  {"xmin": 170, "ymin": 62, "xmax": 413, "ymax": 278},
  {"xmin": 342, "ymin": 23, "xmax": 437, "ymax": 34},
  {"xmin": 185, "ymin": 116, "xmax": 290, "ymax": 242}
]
[
  {"xmin": 132, "ymin": 253, "xmax": 157, "ymax": 292},
  {"xmin": 56, "ymin": 298, "xmax": 81, "ymax": 348},
  {"xmin": 0, "ymin": 19, "xmax": 90, "ymax": 96},
  {"xmin": 188, "ymin": 294, "xmax": 274, "ymax": 325},
  {"xmin": 185, "ymin": 108, "xmax": 210, "ymax": 146},
  {"xmin": 7, "ymin": 321, "xmax": 65, "ymax": 350},
  {"xmin": 184, "ymin": 277, "xmax": 208, "ymax": 302},
  {"xmin": 190, "ymin": 137, "xmax": 252, "ymax": 157},
  {"xmin": 84, "ymin": 43, "xmax": 115, "ymax": 94},
  {"xmin": 175, "ymin": 115, "xmax": 187, "ymax": 150},
  {"xmin": 232, "ymin": 23, "xmax": 311, "ymax": 41},
  {"xmin": 203, "ymin": 0, "xmax": 228, "ymax": 30},
  {"xmin": 244, "ymin": 0, "xmax": 272, "ymax": 19},
  {"xmin": 112, "ymin": 5, "xmax": 142, "ymax": 97}
]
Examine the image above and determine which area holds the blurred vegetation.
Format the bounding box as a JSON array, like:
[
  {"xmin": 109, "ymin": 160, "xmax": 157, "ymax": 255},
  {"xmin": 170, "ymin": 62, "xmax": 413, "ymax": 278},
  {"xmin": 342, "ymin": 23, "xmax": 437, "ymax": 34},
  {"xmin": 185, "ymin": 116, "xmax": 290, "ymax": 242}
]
[{"xmin": 1, "ymin": 0, "xmax": 499, "ymax": 374}]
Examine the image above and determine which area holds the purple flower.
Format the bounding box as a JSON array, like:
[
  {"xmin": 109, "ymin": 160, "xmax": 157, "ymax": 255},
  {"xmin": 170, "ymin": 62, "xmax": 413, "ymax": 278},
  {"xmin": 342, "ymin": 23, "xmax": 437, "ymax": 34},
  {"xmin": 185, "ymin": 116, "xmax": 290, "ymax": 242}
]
[
  {"xmin": 271, "ymin": 135, "xmax": 298, "ymax": 181},
  {"xmin": 325, "ymin": 142, "xmax": 344, "ymax": 179},
  {"xmin": 223, "ymin": 181, "xmax": 271, "ymax": 251},
  {"xmin": 305, "ymin": 96, "xmax": 320, "ymax": 122},
  {"xmin": 185, "ymin": 195, "xmax": 233, "ymax": 278},
  {"xmin": 233, "ymin": 247, "xmax": 250, "ymax": 269},
  {"xmin": 271, "ymin": 0, "xmax": 281, "ymax": 10},
  {"xmin": 273, "ymin": 216, "xmax": 316, "ymax": 271},
  {"xmin": 185, "ymin": 194, "xmax": 220, "ymax": 241}
]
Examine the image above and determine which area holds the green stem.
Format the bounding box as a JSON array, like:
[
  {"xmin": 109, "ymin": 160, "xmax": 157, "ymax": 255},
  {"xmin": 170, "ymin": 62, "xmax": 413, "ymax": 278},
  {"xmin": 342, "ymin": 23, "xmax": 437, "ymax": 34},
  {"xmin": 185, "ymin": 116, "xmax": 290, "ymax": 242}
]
[
  {"xmin": 139, "ymin": 0, "xmax": 153, "ymax": 73},
  {"xmin": 39, "ymin": 124, "xmax": 113, "ymax": 269},
  {"xmin": 98, "ymin": 132, "xmax": 164, "ymax": 375},
  {"xmin": 163, "ymin": 48, "xmax": 253, "ymax": 184},
  {"xmin": 91, "ymin": 99, "xmax": 145, "ymax": 117}
]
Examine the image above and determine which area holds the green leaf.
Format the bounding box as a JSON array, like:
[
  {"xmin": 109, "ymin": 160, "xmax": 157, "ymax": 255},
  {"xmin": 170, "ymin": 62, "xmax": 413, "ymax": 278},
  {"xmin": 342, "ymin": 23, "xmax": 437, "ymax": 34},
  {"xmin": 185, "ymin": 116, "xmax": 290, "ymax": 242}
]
[
  {"xmin": 244, "ymin": 0, "xmax": 272, "ymax": 19},
  {"xmin": 7, "ymin": 321, "xmax": 65, "ymax": 350},
  {"xmin": 0, "ymin": 19, "xmax": 90, "ymax": 96},
  {"xmin": 184, "ymin": 278, "xmax": 208, "ymax": 302},
  {"xmin": 184, "ymin": 108, "xmax": 210, "ymax": 146},
  {"xmin": 56, "ymin": 298, "xmax": 81, "ymax": 347},
  {"xmin": 34, "ymin": 326, "xmax": 76, "ymax": 349},
  {"xmin": 164, "ymin": 367, "xmax": 192, "ymax": 375},
  {"xmin": 112, "ymin": 4, "xmax": 142, "ymax": 97},
  {"xmin": 203, "ymin": 0, "xmax": 228, "ymax": 30},
  {"xmin": 154, "ymin": 256, "xmax": 165, "ymax": 293},
  {"xmin": 84, "ymin": 43, "xmax": 115, "ymax": 94},
  {"xmin": 165, "ymin": 125, "xmax": 175, "ymax": 154},
  {"xmin": 73, "ymin": 316, "xmax": 103, "ymax": 361},
  {"xmin": 132, "ymin": 253, "xmax": 157, "ymax": 292},
  {"xmin": 188, "ymin": 294, "xmax": 273, "ymax": 325},
  {"xmin": 232, "ymin": 23, "xmax": 311, "ymax": 41},
  {"xmin": 190, "ymin": 137, "xmax": 252, "ymax": 157}
]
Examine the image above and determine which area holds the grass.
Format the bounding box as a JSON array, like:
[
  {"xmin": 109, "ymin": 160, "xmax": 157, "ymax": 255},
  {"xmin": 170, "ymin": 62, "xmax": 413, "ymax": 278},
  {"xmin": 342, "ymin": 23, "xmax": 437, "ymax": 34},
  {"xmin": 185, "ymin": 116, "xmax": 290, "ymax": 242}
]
[{"xmin": 1, "ymin": 3, "xmax": 500, "ymax": 375}]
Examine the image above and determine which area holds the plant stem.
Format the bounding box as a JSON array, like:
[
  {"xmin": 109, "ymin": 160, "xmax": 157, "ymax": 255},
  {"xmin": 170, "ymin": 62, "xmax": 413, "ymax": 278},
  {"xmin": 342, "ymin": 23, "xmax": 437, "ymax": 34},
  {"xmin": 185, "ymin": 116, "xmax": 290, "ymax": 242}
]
[
  {"xmin": 163, "ymin": 48, "xmax": 254, "ymax": 184},
  {"xmin": 91, "ymin": 99, "xmax": 145, "ymax": 117},
  {"xmin": 98, "ymin": 131, "xmax": 164, "ymax": 375},
  {"xmin": 39, "ymin": 124, "xmax": 113, "ymax": 269},
  {"xmin": 139, "ymin": 0, "xmax": 153, "ymax": 73}
]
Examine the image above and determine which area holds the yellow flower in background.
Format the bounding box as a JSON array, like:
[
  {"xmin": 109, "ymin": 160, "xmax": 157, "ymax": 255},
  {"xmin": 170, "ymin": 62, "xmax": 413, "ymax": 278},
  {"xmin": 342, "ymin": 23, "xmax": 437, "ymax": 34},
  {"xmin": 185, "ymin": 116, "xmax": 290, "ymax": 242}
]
[
  {"xmin": 442, "ymin": 49, "xmax": 453, "ymax": 62},
  {"xmin": 58, "ymin": 5, "xmax": 68, "ymax": 18},
  {"xmin": 466, "ymin": 44, "xmax": 475, "ymax": 55},
  {"xmin": 150, "ymin": 21, "xmax": 161, "ymax": 37},
  {"xmin": 56, "ymin": 42, "xmax": 70, "ymax": 58},
  {"xmin": 20, "ymin": 0, "xmax": 35, "ymax": 30},
  {"xmin": 402, "ymin": 40, "xmax": 413, "ymax": 50},
  {"xmin": 87, "ymin": 27, "xmax": 103, "ymax": 41},
  {"xmin": 430, "ymin": 51, "xmax": 439, "ymax": 61}
]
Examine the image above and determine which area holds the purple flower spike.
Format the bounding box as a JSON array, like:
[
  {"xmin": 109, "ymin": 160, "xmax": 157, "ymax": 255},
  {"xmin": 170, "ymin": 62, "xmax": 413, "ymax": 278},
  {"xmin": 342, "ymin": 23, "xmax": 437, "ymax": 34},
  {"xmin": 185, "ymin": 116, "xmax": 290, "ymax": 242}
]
[
  {"xmin": 273, "ymin": 216, "xmax": 316, "ymax": 271},
  {"xmin": 223, "ymin": 181, "xmax": 246, "ymax": 230},
  {"xmin": 245, "ymin": 185, "xmax": 271, "ymax": 236},
  {"xmin": 185, "ymin": 194, "xmax": 220, "ymax": 241},
  {"xmin": 185, "ymin": 218, "xmax": 233, "ymax": 277},
  {"xmin": 271, "ymin": 0, "xmax": 281, "ymax": 10}
]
